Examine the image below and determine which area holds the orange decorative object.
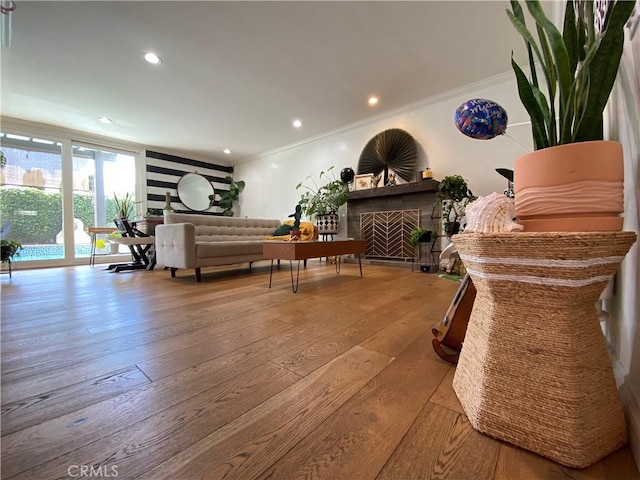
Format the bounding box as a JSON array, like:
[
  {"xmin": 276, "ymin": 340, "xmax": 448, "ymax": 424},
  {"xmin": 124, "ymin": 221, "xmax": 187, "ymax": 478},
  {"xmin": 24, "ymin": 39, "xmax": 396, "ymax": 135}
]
[{"xmin": 514, "ymin": 141, "xmax": 624, "ymax": 232}]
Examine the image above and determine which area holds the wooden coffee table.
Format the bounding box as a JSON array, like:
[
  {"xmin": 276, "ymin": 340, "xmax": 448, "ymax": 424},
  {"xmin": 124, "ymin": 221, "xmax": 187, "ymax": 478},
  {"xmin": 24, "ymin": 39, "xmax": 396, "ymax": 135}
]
[{"xmin": 263, "ymin": 239, "xmax": 366, "ymax": 293}]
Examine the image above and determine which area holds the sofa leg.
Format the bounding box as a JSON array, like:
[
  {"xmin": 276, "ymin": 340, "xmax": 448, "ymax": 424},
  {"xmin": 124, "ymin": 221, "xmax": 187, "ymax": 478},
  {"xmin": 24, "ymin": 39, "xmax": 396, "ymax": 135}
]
[
  {"xmin": 195, "ymin": 268, "xmax": 201, "ymax": 282},
  {"xmin": 170, "ymin": 268, "xmax": 177, "ymax": 278},
  {"xmin": 249, "ymin": 261, "xmax": 253, "ymax": 271}
]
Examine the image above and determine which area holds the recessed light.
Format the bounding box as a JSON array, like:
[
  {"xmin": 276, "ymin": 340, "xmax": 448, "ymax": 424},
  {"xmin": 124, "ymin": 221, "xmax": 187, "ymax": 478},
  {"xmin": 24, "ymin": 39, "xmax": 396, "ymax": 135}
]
[
  {"xmin": 32, "ymin": 138, "xmax": 55, "ymax": 145},
  {"xmin": 368, "ymin": 96, "xmax": 379, "ymax": 106},
  {"xmin": 292, "ymin": 119, "xmax": 302, "ymax": 128},
  {"xmin": 143, "ymin": 52, "xmax": 162, "ymax": 64},
  {"xmin": 6, "ymin": 134, "xmax": 30, "ymax": 140},
  {"xmin": 223, "ymin": 149, "xmax": 231, "ymax": 154},
  {"xmin": 98, "ymin": 116, "xmax": 113, "ymax": 124}
]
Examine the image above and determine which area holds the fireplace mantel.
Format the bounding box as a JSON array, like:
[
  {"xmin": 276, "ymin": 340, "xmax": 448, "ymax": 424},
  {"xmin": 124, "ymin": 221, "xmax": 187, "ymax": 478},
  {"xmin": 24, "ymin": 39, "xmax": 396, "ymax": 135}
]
[{"xmin": 348, "ymin": 179, "xmax": 439, "ymax": 201}]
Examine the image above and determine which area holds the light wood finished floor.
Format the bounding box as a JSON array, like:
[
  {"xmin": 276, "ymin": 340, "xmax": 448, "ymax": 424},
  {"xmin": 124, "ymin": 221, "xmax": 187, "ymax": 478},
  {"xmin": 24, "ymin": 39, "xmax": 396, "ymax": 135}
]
[{"xmin": 1, "ymin": 261, "xmax": 639, "ymax": 480}]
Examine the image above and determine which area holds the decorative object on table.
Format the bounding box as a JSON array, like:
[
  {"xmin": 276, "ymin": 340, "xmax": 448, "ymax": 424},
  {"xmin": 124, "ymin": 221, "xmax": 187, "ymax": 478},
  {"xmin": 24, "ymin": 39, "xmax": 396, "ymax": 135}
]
[
  {"xmin": 340, "ymin": 167, "xmax": 355, "ymax": 185},
  {"xmin": 421, "ymin": 168, "xmax": 433, "ymax": 180},
  {"xmin": 371, "ymin": 172, "xmax": 382, "ymax": 188},
  {"xmin": 297, "ymin": 166, "xmax": 349, "ymax": 235},
  {"xmin": 113, "ymin": 192, "xmax": 135, "ymax": 219},
  {"xmin": 1, "ymin": 239, "xmax": 22, "ymax": 277},
  {"xmin": 357, "ymin": 128, "xmax": 417, "ymax": 185},
  {"xmin": 385, "ymin": 173, "xmax": 397, "ymax": 186},
  {"xmin": 353, "ymin": 173, "xmax": 374, "ymax": 191},
  {"xmin": 464, "ymin": 192, "xmax": 523, "ymax": 234},
  {"xmin": 107, "ymin": 232, "xmax": 121, "ymax": 254},
  {"xmin": 211, "ymin": 176, "xmax": 245, "ymax": 217},
  {"xmin": 163, "ymin": 191, "xmax": 175, "ymax": 217},
  {"xmin": 431, "ymin": 273, "xmax": 476, "ymax": 364},
  {"xmin": 288, "ymin": 204, "xmax": 303, "ymax": 240},
  {"xmin": 507, "ymin": 0, "xmax": 634, "ymax": 232},
  {"xmin": 437, "ymin": 175, "xmax": 475, "ymax": 236},
  {"xmin": 452, "ymin": 231, "xmax": 637, "ymax": 467},
  {"xmin": 454, "ymin": 98, "xmax": 508, "ymax": 140},
  {"xmin": 176, "ymin": 172, "xmax": 215, "ymax": 212}
]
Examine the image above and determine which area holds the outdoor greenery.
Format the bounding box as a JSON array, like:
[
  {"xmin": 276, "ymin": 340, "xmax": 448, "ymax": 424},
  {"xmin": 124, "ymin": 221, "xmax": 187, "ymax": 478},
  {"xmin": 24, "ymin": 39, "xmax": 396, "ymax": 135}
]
[
  {"xmin": 296, "ymin": 166, "xmax": 349, "ymax": 217},
  {"xmin": 507, "ymin": 0, "xmax": 635, "ymax": 150},
  {"xmin": 0, "ymin": 187, "xmax": 123, "ymax": 244}
]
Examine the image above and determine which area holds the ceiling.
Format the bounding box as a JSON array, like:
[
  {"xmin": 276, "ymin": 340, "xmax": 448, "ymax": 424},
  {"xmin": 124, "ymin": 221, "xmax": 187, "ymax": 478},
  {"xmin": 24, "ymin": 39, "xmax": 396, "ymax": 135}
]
[{"xmin": 1, "ymin": 1, "xmax": 535, "ymax": 163}]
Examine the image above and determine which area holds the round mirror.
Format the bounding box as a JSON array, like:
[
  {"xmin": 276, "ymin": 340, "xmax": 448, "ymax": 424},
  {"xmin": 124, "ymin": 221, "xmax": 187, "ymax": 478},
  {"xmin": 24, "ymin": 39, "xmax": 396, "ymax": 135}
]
[{"xmin": 177, "ymin": 173, "xmax": 215, "ymax": 212}]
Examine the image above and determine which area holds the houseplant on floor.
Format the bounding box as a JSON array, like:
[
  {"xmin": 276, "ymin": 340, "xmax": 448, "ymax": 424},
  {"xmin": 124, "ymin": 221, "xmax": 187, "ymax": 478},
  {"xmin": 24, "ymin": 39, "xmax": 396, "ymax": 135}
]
[
  {"xmin": 297, "ymin": 166, "xmax": 349, "ymax": 235},
  {"xmin": 507, "ymin": 0, "xmax": 635, "ymax": 231},
  {"xmin": 437, "ymin": 175, "xmax": 475, "ymax": 237},
  {"xmin": 210, "ymin": 176, "xmax": 245, "ymax": 217}
]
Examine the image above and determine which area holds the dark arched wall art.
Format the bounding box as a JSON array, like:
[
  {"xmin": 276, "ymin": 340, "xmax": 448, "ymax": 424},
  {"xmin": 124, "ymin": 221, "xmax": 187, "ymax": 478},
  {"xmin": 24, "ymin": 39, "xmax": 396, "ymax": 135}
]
[{"xmin": 357, "ymin": 128, "xmax": 417, "ymax": 184}]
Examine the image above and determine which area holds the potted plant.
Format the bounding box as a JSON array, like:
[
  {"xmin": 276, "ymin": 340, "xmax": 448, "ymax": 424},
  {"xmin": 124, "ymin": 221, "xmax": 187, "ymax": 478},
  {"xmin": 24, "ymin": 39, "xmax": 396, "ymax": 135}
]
[
  {"xmin": 437, "ymin": 175, "xmax": 475, "ymax": 236},
  {"xmin": 297, "ymin": 166, "xmax": 349, "ymax": 235},
  {"xmin": 210, "ymin": 176, "xmax": 245, "ymax": 217},
  {"xmin": 507, "ymin": 0, "xmax": 634, "ymax": 231},
  {"xmin": 410, "ymin": 227, "xmax": 433, "ymax": 247},
  {"xmin": 1, "ymin": 240, "xmax": 22, "ymax": 277},
  {"xmin": 107, "ymin": 232, "xmax": 122, "ymax": 254},
  {"xmin": 112, "ymin": 192, "xmax": 135, "ymax": 220}
]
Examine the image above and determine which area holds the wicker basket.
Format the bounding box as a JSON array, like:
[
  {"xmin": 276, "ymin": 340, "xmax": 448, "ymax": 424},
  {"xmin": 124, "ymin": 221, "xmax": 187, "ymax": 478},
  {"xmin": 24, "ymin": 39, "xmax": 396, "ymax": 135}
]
[{"xmin": 451, "ymin": 231, "xmax": 636, "ymax": 468}]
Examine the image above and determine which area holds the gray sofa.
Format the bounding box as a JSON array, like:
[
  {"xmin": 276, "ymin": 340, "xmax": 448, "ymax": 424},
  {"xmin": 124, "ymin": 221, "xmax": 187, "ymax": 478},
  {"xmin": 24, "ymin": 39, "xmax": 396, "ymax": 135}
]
[{"xmin": 155, "ymin": 213, "xmax": 281, "ymax": 282}]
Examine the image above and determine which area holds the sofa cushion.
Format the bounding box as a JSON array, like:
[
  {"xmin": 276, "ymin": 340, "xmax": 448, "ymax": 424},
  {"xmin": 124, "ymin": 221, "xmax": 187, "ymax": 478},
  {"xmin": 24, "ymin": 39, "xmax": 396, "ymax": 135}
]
[
  {"xmin": 273, "ymin": 224, "xmax": 293, "ymax": 236},
  {"xmin": 196, "ymin": 240, "xmax": 263, "ymax": 258}
]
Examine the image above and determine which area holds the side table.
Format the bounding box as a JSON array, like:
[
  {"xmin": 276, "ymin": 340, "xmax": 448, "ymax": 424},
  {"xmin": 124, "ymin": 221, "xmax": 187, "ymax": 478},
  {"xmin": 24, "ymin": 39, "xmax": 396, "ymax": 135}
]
[
  {"xmin": 451, "ymin": 231, "xmax": 636, "ymax": 468},
  {"xmin": 86, "ymin": 227, "xmax": 119, "ymax": 266}
]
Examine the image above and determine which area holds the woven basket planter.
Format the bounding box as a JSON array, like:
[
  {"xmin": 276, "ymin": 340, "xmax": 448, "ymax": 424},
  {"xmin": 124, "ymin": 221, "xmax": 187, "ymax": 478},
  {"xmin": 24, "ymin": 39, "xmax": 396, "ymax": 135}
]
[{"xmin": 451, "ymin": 231, "xmax": 636, "ymax": 468}]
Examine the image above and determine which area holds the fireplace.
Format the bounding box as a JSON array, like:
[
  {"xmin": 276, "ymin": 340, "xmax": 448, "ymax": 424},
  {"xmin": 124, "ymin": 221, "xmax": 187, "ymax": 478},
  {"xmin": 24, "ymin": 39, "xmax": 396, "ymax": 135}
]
[{"xmin": 346, "ymin": 180, "xmax": 440, "ymax": 262}]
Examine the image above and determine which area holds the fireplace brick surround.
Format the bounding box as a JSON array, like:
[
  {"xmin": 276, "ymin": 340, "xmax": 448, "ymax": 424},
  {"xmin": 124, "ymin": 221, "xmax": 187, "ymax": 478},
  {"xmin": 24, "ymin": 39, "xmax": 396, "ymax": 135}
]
[{"xmin": 346, "ymin": 180, "xmax": 440, "ymax": 262}]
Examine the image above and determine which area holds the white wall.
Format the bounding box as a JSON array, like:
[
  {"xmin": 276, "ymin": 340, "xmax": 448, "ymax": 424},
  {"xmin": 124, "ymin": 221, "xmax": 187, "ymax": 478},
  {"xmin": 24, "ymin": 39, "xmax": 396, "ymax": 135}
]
[{"xmin": 235, "ymin": 71, "xmax": 531, "ymax": 230}]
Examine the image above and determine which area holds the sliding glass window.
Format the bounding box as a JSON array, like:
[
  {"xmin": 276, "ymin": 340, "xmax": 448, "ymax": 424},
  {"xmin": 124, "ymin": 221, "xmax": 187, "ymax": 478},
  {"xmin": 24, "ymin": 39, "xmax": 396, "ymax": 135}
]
[{"xmin": 0, "ymin": 131, "xmax": 139, "ymax": 265}]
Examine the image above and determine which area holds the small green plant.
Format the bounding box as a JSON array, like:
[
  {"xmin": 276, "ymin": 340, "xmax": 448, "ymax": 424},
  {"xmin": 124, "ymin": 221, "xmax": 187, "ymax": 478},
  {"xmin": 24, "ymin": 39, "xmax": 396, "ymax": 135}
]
[
  {"xmin": 210, "ymin": 176, "xmax": 245, "ymax": 217},
  {"xmin": 1, "ymin": 240, "xmax": 22, "ymax": 262},
  {"xmin": 410, "ymin": 227, "xmax": 433, "ymax": 247},
  {"xmin": 112, "ymin": 192, "xmax": 135, "ymax": 219},
  {"xmin": 297, "ymin": 166, "xmax": 349, "ymax": 217}
]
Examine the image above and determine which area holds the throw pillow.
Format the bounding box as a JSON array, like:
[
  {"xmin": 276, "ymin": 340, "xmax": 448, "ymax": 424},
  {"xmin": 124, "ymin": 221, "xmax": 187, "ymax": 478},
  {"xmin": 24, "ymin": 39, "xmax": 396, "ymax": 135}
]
[{"xmin": 273, "ymin": 224, "xmax": 293, "ymax": 236}]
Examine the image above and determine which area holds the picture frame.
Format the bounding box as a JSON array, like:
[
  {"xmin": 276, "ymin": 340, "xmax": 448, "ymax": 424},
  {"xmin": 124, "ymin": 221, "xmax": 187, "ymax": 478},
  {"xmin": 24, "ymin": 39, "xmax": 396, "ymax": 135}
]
[{"xmin": 353, "ymin": 173, "xmax": 374, "ymax": 191}]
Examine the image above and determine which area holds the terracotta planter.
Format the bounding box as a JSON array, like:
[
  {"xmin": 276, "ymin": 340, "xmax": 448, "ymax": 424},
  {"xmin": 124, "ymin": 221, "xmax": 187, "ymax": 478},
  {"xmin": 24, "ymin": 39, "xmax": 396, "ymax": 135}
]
[{"xmin": 514, "ymin": 141, "xmax": 624, "ymax": 232}]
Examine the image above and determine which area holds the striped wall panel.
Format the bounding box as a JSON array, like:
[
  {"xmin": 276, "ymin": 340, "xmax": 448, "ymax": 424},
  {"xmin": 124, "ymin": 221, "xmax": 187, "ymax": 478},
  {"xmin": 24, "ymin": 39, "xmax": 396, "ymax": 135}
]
[{"xmin": 145, "ymin": 150, "xmax": 234, "ymax": 215}]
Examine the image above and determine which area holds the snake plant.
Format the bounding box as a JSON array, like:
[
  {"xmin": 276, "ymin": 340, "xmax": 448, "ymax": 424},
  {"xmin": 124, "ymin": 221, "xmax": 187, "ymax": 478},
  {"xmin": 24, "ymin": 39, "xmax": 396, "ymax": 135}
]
[{"xmin": 507, "ymin": 0, "xmax": 635, "ymax": 150}]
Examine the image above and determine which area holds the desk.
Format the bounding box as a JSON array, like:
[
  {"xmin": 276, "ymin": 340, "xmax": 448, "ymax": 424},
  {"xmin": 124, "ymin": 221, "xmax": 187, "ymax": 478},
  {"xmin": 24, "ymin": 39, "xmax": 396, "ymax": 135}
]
[
  {"xmin": 86, "ymin": 227, "xmax": 119, "ymax": 266},
  {"xmin": 263, "ymin": 239, "xmax": 366, "ymax": 293},
  {"xmin": 451, "ymin": 231, "xmax": 636, "ymax": 468}
]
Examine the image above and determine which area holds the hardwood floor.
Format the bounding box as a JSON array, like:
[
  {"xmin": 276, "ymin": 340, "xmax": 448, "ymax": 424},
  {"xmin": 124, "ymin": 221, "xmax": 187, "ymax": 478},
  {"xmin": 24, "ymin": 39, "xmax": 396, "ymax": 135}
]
[{"xmin": 1, "ymin": 261, "xmax": 638, "ymax": 480}]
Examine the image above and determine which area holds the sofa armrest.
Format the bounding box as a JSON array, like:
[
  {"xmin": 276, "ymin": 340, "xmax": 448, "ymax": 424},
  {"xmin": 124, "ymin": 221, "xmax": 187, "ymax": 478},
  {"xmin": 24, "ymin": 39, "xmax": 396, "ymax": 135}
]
[{"xmin": 155, "ymin": 223, "xmax": 196, "ymax": 268}]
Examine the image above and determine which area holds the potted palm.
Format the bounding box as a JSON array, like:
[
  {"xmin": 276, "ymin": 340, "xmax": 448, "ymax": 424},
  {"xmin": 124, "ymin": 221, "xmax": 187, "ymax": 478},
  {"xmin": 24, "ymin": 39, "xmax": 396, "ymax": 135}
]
[
  {"xmin": 297, "ymin": 166, "xmax": 349, "ymax": 235},
  {"xmin": 507, "ymin": 0, "xmax": 635, "ymax": 231},
  {"xmin": 112, "ymin": 192, "xmax": 135, "ymax": 220}
]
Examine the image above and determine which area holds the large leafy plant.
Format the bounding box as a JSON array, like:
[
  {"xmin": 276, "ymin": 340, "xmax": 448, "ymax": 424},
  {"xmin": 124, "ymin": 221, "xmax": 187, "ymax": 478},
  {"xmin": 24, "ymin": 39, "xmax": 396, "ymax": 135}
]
[
  {"xmin": 507, "ymin": 0, "xmax": 634, "ymax": 150},
  {"xmin": 296, "ymin": 166, "xmax": 349, "ymax": 217},
  {"xmin": 211, "ymin": 176, "xmax": 245, "ymax": 217}
]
